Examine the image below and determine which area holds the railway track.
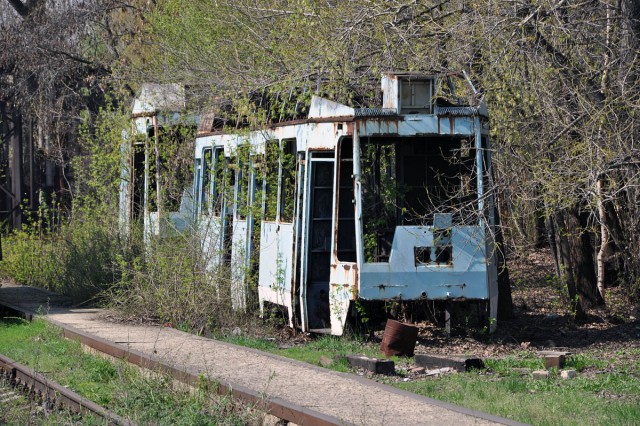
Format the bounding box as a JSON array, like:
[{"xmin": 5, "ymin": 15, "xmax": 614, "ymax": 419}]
[{"xmin": 0, "ymin": 352, "xmax": 134, "ymax": 426}]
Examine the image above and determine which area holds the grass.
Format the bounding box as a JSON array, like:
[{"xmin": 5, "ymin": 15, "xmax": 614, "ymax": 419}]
[
  {"xmin": 220, "ymin": 332, "xmax": 386, "ymax": 372},
  {"xmin": 0, "ymin": 317, "xmax": 257, "ymax": 425},
  {"xmin": 397, "ymin": 370, "xmax": 640, "ymax": 425},
  {"xmin": 393, "ymin": 352, "xmax": 640, "ymax": 426},
  {"xmin": 218, "ymin": 332, "xmax": 640, "ymax": 425}
]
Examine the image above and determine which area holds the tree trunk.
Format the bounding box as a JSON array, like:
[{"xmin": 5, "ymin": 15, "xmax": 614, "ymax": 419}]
[
  {"xmin": 553, "ymin": 207, "xmax": 603, "ymax": 318},
  {"xmin": 596, "ymin": 178, "xmax": 608, "ymax": 301},
  {"xmin": 9, "ymin": 109, "xmax": 23, "ymax": 230},
  {"xmin": 494, "ymin": 205, "xmax": 513, "ymax": 320}
]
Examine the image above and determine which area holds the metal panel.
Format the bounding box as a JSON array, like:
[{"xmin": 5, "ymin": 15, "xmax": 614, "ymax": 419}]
[
  {"xmin": 231, "ymin": 219, "xmax": 249, "ymax": 310},
  {"xmin": 359, "ymin": 226, "xmax": 489, "ymax": 301},
  {"xmin": 258, "ymin": 222, "xmax": 295, "ymax": 325}
]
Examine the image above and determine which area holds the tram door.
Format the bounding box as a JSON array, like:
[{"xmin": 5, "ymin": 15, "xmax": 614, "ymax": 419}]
[{"xmin": 304, "ymin": 152, "xmax": 334, "ymax": 332}]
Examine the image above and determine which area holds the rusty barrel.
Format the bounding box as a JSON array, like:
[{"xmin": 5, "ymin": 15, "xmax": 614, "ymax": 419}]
[{"xmin": 380, "ymin": 319, "xmax": 419, "ymax": 357}]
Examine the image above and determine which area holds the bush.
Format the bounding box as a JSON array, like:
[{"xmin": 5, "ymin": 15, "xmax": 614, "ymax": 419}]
[{"xmin": 0, "ymin": 204, "xmax": 122, "ymax": 304}]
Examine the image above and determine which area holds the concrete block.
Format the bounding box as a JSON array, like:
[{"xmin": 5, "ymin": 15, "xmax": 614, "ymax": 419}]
[
  {"xmin": 532, "ymin": 370, "xmax": 550, "ymax": 379},
  {"xmin": 346, "ymin": 355, "xmax": 395, "ymax": 375},
  {"xmin": 425, "ymin": 367, "xmax": 456, "ymax": 376},
  {"xmin": 414, "ymin": 353, "xmax": 484, "ymax": 372},
  {"xmin": 560, "ymin": 369, "xmax": 577, "ymax": 379},
  {"xmin": 544, "ymin": 354, "xmax": 566, "ymax": 369}
]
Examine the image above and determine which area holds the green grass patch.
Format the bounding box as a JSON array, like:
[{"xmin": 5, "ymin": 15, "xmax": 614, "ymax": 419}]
[
  {"xmin": 0, "ymin": 317, "xmax": 256, "ymax": 425},
  {"xmin": 219, "ymin": 333, "xmax": 386, "ymax": 372},
  {"xmin": 395, "ymin": 353, "xmax": 640, "ymax": 425}
]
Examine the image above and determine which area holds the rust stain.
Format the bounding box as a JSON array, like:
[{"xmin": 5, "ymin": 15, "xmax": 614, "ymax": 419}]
[
  {"xmin": 346, "ymin": 122, "xmax": 354, "ymax": 135},
  {"xmin": 351, "ymin": 264, "xmax": 359, "ymax": 300}
]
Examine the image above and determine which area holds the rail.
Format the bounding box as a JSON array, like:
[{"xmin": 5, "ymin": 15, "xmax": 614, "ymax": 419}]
[{"xmin": 0, "ymin": 352, "xmax": 133, "ymax": 426}]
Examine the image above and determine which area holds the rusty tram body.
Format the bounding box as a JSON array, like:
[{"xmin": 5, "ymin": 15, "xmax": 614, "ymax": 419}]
[{"xmin": 123, "ymin": 73, "xmax": 499, "ymax": 336}]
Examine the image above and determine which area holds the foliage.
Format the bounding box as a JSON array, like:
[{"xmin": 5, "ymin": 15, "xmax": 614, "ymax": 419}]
[
  {"xmin": 2, "ymin": 0, "xmax": 640, "ymax": 328},
  {"xmin": 0, "ymin": 199, "xmax": 121, "ymax": 304},
  {"xmin": 0, "ymin": 102, "xmax": 127, "ymax": 303}
]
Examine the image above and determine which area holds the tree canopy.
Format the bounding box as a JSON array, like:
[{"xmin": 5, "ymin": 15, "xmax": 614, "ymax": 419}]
[{"xmin": 2, "ymin": 0, "xmax": 640, "ymax": 314}]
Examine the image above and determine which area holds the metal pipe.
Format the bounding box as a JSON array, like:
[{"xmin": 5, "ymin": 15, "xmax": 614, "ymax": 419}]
[
  {"xmin": 352, "ymin": 122, "xmax": 364, "ymax": 269},
  {"xmin": 475, "ymin": 116, "xmax": 484, "ymax": 217},
  {"xmin": 153, "ymin": 115, "xmax": 161, "ymax": 232}
]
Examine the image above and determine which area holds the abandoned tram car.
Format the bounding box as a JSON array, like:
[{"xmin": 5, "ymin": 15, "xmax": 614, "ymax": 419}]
[{"xmin": 126, "ymin": 73, "xmax": 499, "ymax": 336}]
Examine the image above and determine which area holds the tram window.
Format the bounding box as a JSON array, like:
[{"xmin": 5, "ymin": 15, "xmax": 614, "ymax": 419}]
[
  {"xmin": 194, "ymin": 158, "xmax": 201, "ymax": 212},
  {"xmin": 360, "ymin": 136, "xmax": 479, "ymax": 262},
  {"xmin": 336, "ymin": 138, "xmax": 356, "ymax": 262},
  {"xmin": 264, "ymin": 140, "xmax": 279, "ymax": 221},
  {"xmin": 360, "ymin": 140, "xmax": 398, "ymax": 262},
  {"xmin": 236, "ymin": 144, "xmax": 251, "ymax": 220},
  {"xmin": 200, "ymin": 148, "xmax": 212, "ymax": 213},
  {"xmin": 280, "ymin": 139, "xmax": 297, "ymax": 223},
  {"xmin": 212, "ymin": 148, "xmax": 225, "ymax": 216}
]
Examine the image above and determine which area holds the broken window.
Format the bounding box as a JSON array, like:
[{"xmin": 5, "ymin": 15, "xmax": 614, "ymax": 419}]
[
  {"xmin": 280, "ymin": 139, "xmax": 296, "ymax": 223},
  {"xmin": 360, "ymin": 139, "xmax": 400, "ymax": 262},
  {"xmin": 263, "ymin": 140, "xmax": 279, "ymax": 221},
  {"xmin": 131, "ymin": 137, "xmax": 145, "ymax": 221},
  {"xmin": 236, "ymin": 144, "xmax": 251, "ymax": 220},
  {"xmin": 200, "ymin": 148, "xmax": 212, "ymax": 213},
  {"xmin": 211, "ymin": 147, "xmax": 226, "ymax": 216},
  {"xmin": 398, "ymin": 137, "xmax": 477, "ymax": 224},
  {"xmin": 262, "ymin": 139, "xmax": 297, "ymax": 223},
  {"xmin": 152, "ymin": 125, "xmax": 194, "ymax": 213},
  {"xmin": 360, "ymin": 137, "xmax": 479, "ymax": 263}
]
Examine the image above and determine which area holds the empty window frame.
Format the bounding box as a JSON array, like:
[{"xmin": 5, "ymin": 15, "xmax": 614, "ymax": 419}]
[
  {"xmin": 280, "ymin": 139, "xmax": 297, "ymax": 223},
  {"xmin": 360, "ymin": 139, "xmax": 398, "ymax": 262},
  {"xmin": 261, "ymin": 139, "xmax": 296, "ymax": 223},
  {"xmin": 263, "ymin": 140, "xmax": 279, "ymax": 222},
  {"xmin": 360, "ymin": 137, "xmax": 479, "ymax": 262},
  {"xmin": 235, "ymin": 144, "xmax": 252, "ymax": 220},
  {"xmin": 400, "ymin": 79, "xmax": 433, "ymax": 114},
  {"xmin": 336, "ymin": 138, "xmax": 356, "ymax": 262},
  {"xmin": 398, "ymin": 137, "xmax": 477, "ymax": 225},
  {"xmin": 208, "ymin": 147, "xmax": 226, "ymax": 216},
  {"xmin": 199, "ymin": 148, "xmax": 212, "ymax": 213}
]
